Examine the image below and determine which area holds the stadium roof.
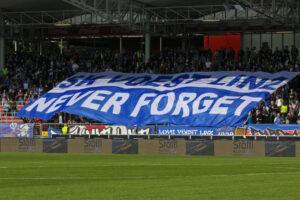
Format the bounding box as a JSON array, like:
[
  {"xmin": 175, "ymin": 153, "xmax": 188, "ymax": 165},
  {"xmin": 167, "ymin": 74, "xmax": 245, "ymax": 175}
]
[
  {"xmin": 0, "ymin": 0, "xmax": 225, "ymax": 12},
  {"xmin": 1, "ymin": 0, "xmax": 299, "ymax": 36},
  {"xmin": 138, "ymin": 0, "xmax": 224, "ymax": 7},
  {"xmin": 0, "ymin": 0, "xmax": 77, "ymax": 12}
]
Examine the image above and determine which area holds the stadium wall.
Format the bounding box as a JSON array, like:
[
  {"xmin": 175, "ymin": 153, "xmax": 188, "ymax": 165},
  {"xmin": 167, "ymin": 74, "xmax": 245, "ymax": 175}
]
[
  {"xmin": 1, "ymin": 138, "xmax": 300, "ymax": 157},
  {"xmin": 203, "ymin": 34, "xmax": 241, "ymax": 58},
  {"xmin": 241, "ymin": 32, "xmax": 295, "ymax": 51}
]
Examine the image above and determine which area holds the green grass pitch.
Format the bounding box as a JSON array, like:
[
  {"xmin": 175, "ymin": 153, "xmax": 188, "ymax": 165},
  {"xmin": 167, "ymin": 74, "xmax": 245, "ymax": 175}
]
[{"xmin": 0, "ymin": 153, "xmax": 300, "ymax": 200}]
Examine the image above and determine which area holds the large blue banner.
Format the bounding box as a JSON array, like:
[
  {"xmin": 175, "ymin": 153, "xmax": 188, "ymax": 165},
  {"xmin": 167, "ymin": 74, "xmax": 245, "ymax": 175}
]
[
  {"xmin": 247, "ymin": 124, "xmax": 300, "ymax": 136},
  {"xmin": 0, "ymin": 123, "xmax": 34, "ymax": 138},
  {"xmin": 17, "ymin": 71, "xmax": 299, "ymax": 126}
]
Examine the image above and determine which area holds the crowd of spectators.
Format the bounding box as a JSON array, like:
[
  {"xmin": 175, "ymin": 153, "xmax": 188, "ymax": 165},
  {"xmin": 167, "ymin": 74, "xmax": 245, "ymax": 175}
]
[
  {"xmin": 243, "ymin": 87, "xmax": 300, "ymax": 125},
  {"xmin": 0, "ymin": 44, "xmax": 300, "ymax": 124}
]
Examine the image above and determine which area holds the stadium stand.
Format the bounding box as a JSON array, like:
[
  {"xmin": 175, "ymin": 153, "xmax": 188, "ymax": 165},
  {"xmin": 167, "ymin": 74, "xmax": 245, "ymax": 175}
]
[
  {"xmin": 1, "ymin": 45, "xmax": 300, "ymax": 124},
  {"xmin": 1, "ymin": 0, "xmax": 300, "ymax": 127},
  {"xmin": 2, "ymin": 2, "xmax": 300, "ymax": 199}
]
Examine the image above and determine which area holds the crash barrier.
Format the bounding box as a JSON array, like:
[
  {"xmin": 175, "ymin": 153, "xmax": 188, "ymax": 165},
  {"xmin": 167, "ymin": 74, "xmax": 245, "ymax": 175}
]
[
  {"xmin": 1, "ymin": 123, "xmax": 300, "ymax": 137},
  {"xmin": 39, "ymin": 123, "xmax": 300, "ymax": 137},
  {"xmin": 1, "ymin": 138, "xmax": 300, "ymax": 157}
]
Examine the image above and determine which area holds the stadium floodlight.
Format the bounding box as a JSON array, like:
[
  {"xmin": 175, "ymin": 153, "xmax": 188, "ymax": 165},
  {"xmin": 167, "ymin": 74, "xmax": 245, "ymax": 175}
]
[
  {"xmin": 192, "ymin": 33, "xmax": 204, "ymax": 36},
  {"xmin": 233, "ymin": 4, "xmax": 244, "ymax": 11},
  {"xmin": 275, "ymin": 31, "xmax": 293, "ymax": 34},
  {"xmin": 126, "ymin": 35, "xmax": 144, "ymax": 38},
  {"xmin": 54, "ymin": 24, "xmax": 71, "ymax": 27},
  {"xmin": 202, "ymin": 19, "xmax": 220, "ymax": 22}
]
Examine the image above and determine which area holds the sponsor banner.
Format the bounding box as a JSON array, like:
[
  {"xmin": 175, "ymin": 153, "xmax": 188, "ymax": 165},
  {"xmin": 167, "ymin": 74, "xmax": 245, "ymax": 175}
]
[
  {"xmin": 235, "ymin": 127, "xmax": 246, "ymax": 136},
  {"xmin": 0, "ymin": 123, "xmax": 33, "ymax": 138},
  {"xmin": 157, "ymin": 140, "xmax": 186, "ymax": 155},
  {"xmin": 215, "ymin": 126, "xmax": 235, "ymax": 136},
  {"xmin": 214, "ymin": 140, "xmax": 265, "ymax": 156},
  {"xmin": 138, "ymin": 139, "xmax": 186, "ymax": 155},
  {"xmin": 157, "ymin": 126, "xmax": 235, "ymax": 136},
  {"xmin": 83, "ymin": 139, "xmax": 112, "ymax": 154},
  {"xmin": 186, "ymin": 140, "xmax": 214, "ymax": 156},
  {"xmin": 68, "ymin": 139, "xmax": 112, "ymax": 154},
  {"xmin": 48, "ymin": 126, "xmax": 154, "ymax": 137},
  {"xmin": 265, "ymin": 141, "xmax": 295, "ymax": 157},
  {"xmin": 17, "ymin": 139, "xmax": 43, "ymax": 153},
  {"xmin": 42, "ymin": 131, "xmax": 48, "ymax": 137},
  {"xmin": 43, "ymin": 139, "xmax": 68, "ymax": 153},
  {"xmin": 1, "ymin": 138, "xmax": 43, "ymax": 153},
  {"xmin": 17, "ymin": 71, "xmax": 299, "ymax": 126},
  {"xmin": 112, "ymin": 140, "xmax": 138, "ymax": 154},
  {"xmin": 157, "ymin": 126, "xmax": 216, "ymax": 136},
  {"xmin": 246, "ymin": 124, "xmax": 300, "ymax": 136}
]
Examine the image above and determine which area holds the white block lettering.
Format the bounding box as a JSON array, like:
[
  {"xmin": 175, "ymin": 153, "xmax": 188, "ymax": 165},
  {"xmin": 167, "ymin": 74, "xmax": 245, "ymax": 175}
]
[
  {"xmin": 151, "ymin": 92, "xmax": 175, "ymax": 115},
  {"xmin": 210, "ymin": 96, "xmax": 239, "ymax": 115},
  {"xmin": 193, "ymin": 93, "xmax": 218, "ymax": 114},
  {"xmin": 234, "ymin": 96, "xmax": 262, "ymax": 116},
  {"xmin": 46, "ymin": 94, "xmax": 73, "ymax": 113},
  {"xmin": 66, "ymin": 91, "xmax": 93, "ymax": 106},
  {"xmin": 25, "ymin": 97, "xmax": 57, "ymax": 112},
  {"xmin": 81, "ymin": 90, "xmax": 112, "ymax": 110},
  {"xmin": 172, "ymin": 93, "xmax": 196, "ymax": 117},
  {"xmin": 130, "ymin": 93, "xmax": 156, "ymax": 117},
  {"xmin": 101, "ymin": 92, "xmax": 130, "ymax": 114}
]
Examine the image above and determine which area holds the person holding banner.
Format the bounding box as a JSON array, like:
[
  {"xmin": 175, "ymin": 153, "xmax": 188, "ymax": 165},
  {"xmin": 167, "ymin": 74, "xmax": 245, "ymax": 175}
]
[
  {"xmin": 274, "ymin": 113, "xmax": 282, "ymax": 124},
  {"xmin": 242, "ymin": 112, "xmax": 253, "ymax": 127}
]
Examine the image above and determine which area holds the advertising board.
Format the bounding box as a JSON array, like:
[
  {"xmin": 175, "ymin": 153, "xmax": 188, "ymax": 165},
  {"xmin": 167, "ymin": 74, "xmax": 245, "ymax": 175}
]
[
  {"xmin": 265, "ymin": 141, "xmax": 295, "ymax": 157},
  {"xmin": 296, "ymin": 141, "xmax": 300, "ymax": 157},
  {"xmin": 214, "ymin": 140, "xmax": 265, "ymax": 156},
  {"xmin": 68, "ymin": 139, "xmax": 112, "ymax": 154},
  {"xmin": 138, "ymin": 139, "xmax": 186, "ymax": 155},
  {"xmin": 112, "ymin": 140, "xmax": 138, "ymax": 154},
  {"xmin": 1, "ymin": 138, "xmax": 42, "ymax": 152},
  {"xmin": 186, "ymin": 140, "xmax": 214, "ymax": 155},
  {"xmin": 43, "ymin": 138, "xmax": 68, "ymax": 153}
]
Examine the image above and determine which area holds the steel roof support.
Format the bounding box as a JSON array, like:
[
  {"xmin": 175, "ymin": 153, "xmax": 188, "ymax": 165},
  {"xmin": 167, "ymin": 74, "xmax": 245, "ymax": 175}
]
[
  {"xmin": 1, "ymin": 1, "xmax": 300, "ymax": 35},
  {"xmin": 0, "ymin": 14, "xmax": 4, "ymax": 69},
  {"xmin": 232, "ymin": 0, "xmax": 291, "ymax": 24},
  {"xmin": 62, "ymin": 0, "xmax": 144, "ymax": 32}
]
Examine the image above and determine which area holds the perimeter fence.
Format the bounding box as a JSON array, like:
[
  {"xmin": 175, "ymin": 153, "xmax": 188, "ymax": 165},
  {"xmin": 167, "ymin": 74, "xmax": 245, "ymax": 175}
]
[{"xmin": 29, "ymin": 123, "xmax": 300, "ymax": 141}]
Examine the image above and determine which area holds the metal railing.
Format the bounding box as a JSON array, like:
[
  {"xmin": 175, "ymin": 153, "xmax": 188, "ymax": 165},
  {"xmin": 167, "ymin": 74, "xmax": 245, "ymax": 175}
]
[
  {"xmin": 0, "ymin": 122, "xmax": 299, "ymax": 141},
  {"xmin": 33, "ymin": 123, "xmax": 300, "ymax": 141},
  {"xmin": 0, "ymin": 101, "xmax": 28, "ymax": 106}
]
